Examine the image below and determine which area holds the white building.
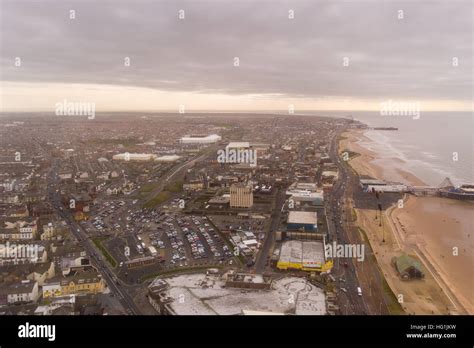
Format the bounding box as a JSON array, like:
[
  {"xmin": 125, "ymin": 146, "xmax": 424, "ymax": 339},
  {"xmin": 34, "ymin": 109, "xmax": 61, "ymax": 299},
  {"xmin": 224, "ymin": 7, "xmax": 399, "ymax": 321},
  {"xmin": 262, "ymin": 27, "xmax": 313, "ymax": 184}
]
[
  {"xmin": 226, "ymin": 141, "xmax": 250, "ymax": 150},
  {"xmin": 155, "ymin": 155, "xmax": 181, "ymax": 162},
  {"xmin": 286, "ymin": 189, "xmax": 324, "ymax": 206},
  {"xmin": 34, "ymin": 295, "xmax": 75, "ymax": 315},
  {"xmin": 112, "ymin": 153, "xmax": 157, "ymax": 161},
  {"xmin": 180, "ymin": 134, "xmax": 221, "ymax": 144},
  {"xmin": 5, "ymin": 280, "xmax": 40, "ymax": 304}
]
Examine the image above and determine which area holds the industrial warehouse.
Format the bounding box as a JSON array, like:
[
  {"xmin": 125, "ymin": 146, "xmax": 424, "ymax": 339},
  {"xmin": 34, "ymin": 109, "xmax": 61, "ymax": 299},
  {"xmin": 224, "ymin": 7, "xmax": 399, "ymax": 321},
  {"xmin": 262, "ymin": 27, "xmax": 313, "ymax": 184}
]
[
  {"xmin": 287, "ymin": 211, "xmax": 318, "ymax": 232},
  {"xmin": 277, "ymin": 240, "xmax": 333, "ymax": 272},
  {"xmin": 278, "ymin": 210, "xmax": 328, "ymax": 240}
]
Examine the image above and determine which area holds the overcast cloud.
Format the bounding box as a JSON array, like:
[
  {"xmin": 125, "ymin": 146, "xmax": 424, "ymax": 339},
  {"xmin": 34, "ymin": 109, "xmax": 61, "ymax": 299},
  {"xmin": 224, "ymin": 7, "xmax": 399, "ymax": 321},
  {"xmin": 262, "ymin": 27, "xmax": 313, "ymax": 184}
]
[{"xmin": 0, "ymin": 0, "xmax": 472, "ymax": 104}]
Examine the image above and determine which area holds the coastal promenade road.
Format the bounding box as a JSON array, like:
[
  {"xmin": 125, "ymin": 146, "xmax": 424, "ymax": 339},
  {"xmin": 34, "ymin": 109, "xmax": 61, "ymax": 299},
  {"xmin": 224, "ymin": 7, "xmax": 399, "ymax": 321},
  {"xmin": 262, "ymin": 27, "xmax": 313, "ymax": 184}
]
[{"xmin": 329, "ymin": 128, "xmax": 390, "ymax": 315}]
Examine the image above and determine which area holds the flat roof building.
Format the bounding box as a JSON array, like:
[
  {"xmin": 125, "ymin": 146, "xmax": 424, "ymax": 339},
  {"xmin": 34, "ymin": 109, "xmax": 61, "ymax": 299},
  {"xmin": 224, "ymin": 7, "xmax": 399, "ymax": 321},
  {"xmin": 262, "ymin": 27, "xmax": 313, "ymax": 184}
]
[
  {"xmin": 112, "ymin": 153, "xmax": 157, "ymax": 161},
  {"xmin": 180, "ymin": 134, "xmax": 221, "ymax": 144},
  {"xmin": 226, "ymin": 141, "xmax": 250, "ymax": 149},
  {"xmin": 286, "ymin": 189, "xmax": 324, "ymax": 206},
  {"xmin": 208, "ymin": 196, "xmax": 230, "ymax": 205},
  {"xmin": 277, "ymin": 240, "xmax": 332, "ymax": 272},
  {"xmin": 291, "ymin": 182, "xmax": 318, "ymax": 191},
  {"xmin": 155, "ymin": 155, "xmax": 181, "ymax": 162},
  {"xmin": 287, "ymin": 211, "xmax": 318, "ymax": 232},
  {"xmin": 230, "ymin": 183, "xmax": 253, "ymax": 208}
]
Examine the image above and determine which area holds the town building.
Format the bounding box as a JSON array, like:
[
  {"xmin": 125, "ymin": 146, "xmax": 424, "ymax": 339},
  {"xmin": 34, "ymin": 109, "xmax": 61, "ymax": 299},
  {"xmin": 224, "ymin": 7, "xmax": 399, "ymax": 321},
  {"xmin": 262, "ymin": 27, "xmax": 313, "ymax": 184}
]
[
  {"xmin": 183, "ymin": 173, "xmax": 205, "ymax": 191},
  {"xmin": 34, "ymin": 295, "xmax": 76, "ymax": 316},
  {"xmin": 42, "ymin": 271, "xmax": 106, "ymax": 298},
  {"xmin": 41, "ymin": 222, "xmax": 66, "ymax": 240},
  {"xmin": 179, "ymin": 134, "xmax": 222, "ymax": 144},
  {"xmin": 287, "ymin": 211, "xmax": 318, "ymax": 232},
  {"xmin": 277, "ymin": 240, "xmax": 333, "ymax": 272},
  {"xmin": 230, "ymin": 183, "xmax": 253, "ymax": 208},
  {"xmin": 0, "ymin": 217, "xmax": 38, "ymax": 240},
  {"xmin": 286, "ymin": 188, "xmax": 324, "ymax": 206},
  {"xmin": 155, "ymin": 155, "xmax": 181, "ymax": 162},
  {"xmin": 0, "ymin": 280, "xmax": 40, "ymax": 305},
  {"xmin": 392, "ymin": 254, "xmax": 425, "ymax": 280},
  {"xmin": 112, "ymin": 153, "xmax": 157, "ymax": 161}
]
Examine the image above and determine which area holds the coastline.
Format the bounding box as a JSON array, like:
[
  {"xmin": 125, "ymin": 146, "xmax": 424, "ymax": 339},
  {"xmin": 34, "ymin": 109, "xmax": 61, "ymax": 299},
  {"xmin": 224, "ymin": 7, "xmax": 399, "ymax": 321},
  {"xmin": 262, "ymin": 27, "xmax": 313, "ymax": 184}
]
[
  {"xmin": 339, "ymin": 130, "xmax": 426, "ymax": 186},
  {"xmin": 341, "ymin": 128, "xmax": 473, "ymax": 314}
]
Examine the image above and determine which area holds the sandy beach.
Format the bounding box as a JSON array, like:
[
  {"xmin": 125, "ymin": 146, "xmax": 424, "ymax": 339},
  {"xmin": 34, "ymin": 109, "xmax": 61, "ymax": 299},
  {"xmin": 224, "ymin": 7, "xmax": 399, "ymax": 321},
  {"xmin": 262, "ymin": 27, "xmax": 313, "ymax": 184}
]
[
  {"xmin": 341, "ymin": 129, "xmax": 474, "ymax": 314},
  {"xmin": 339, "ymin": 130, "xmax": 426, "ymax": 186},
  {"xmin": 391, "ymin": 196, "xmax": 473, "ymax": 313}
]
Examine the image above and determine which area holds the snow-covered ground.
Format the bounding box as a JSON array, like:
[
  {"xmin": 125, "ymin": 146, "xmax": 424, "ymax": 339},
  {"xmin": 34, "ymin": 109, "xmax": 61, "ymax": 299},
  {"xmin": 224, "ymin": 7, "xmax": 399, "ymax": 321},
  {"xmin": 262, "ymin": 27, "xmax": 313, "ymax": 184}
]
[{"xmin": 162, "ymin": 273, "xmax": 326, "ymax": 315}]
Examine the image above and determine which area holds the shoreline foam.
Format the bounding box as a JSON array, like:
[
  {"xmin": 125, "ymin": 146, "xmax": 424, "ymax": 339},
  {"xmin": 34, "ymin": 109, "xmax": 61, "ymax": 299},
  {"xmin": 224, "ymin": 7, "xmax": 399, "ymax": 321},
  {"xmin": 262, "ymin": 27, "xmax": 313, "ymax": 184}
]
[{"xmin": 342, "ymin": 128, "xmax": 473, "ymax": 314}]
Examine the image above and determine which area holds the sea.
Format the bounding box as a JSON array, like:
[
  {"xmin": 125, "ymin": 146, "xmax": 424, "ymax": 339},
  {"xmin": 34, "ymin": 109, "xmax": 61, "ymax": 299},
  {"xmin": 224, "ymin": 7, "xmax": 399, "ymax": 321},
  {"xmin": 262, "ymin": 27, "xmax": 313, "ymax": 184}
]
[{"xmin": 298, "ymin": 111, "xmax": 473, "ymax": 187}]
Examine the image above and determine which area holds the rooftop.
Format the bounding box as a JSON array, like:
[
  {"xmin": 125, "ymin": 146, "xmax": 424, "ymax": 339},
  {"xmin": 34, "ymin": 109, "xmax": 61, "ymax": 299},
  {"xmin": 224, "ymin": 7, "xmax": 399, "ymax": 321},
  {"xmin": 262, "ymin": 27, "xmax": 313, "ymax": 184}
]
[
  {"xmin": 279, "ymin": 240, "xmax": 326, "ymax": 266},
  {"xmin": 180, "ymin": 134, "xmax": 221, "ymax": 143},
  {"xmin": 155, "ymin": 155, "xmax": 181, "ymax": 162},
  {"xmin": 160, "ymin": 273, "xmax": 326, "ymax": 315},
  {"xmin": 287, "ymin": 211, "xmax": 318, "ymax": 225},
  {"xmin": 226, "ymin": 142, "xmax": 250, "ymax": 149}
]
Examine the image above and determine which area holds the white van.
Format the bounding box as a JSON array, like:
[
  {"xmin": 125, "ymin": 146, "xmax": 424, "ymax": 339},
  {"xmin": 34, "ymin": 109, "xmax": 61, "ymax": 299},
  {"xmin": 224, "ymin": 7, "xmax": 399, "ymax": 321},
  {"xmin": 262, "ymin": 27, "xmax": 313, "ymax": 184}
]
[{"xmin": 357, "ymin": 287, "xmax": 362, "ymax": 296}]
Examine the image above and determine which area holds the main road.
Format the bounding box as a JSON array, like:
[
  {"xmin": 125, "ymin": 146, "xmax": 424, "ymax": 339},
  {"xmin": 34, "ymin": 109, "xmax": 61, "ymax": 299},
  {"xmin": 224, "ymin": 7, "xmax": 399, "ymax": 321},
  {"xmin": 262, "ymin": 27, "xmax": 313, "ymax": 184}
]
[
  {"xmin": 46, "ymin": 158, "xmax": 141, "ymax": 315},
  {"xmin": 254, "ymin": 188, "xmax": 287, "ymax": 273},
  {"xmin": 44, "ymin": 144, "xmax": 219, "ymax": 314}
]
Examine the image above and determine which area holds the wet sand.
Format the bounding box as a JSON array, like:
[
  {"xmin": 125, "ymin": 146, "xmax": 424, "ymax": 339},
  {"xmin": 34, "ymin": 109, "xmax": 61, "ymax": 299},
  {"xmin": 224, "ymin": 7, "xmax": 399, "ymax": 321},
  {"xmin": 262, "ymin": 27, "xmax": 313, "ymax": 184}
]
[
  {"xmin": 339, "ymin": 130, "xmax": 426, "ymax": 186},
  {"xmin": 341, "ymin": 129, "xmax": 474, "ymax": 314}
]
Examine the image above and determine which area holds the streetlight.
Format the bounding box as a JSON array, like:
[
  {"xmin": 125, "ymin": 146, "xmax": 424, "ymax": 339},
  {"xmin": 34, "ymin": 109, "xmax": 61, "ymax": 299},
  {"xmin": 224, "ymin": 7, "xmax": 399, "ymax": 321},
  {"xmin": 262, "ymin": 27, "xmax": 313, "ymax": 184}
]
[
  {"xmin": 381, "ymin": 211, "xmax": 385, "ymax": 243},
  {"xmin": 378, "ymin": 203, "xmax": 384, "ymax": 243}
]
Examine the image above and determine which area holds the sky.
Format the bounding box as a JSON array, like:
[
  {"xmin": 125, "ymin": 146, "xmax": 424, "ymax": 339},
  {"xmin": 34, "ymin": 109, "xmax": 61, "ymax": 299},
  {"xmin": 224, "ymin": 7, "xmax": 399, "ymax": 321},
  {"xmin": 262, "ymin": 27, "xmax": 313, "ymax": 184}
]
[{"xmin": 0, "ymin": 0, "xmax": 472, "ymax": 112}]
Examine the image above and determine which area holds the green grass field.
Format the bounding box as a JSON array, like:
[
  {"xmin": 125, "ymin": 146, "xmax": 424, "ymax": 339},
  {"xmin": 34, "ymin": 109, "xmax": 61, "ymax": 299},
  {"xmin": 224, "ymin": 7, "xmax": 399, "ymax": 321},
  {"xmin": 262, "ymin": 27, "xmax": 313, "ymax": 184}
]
[
  {"xmin": 357, "ymin": 227, "xmax": 404, "ymax": 315},
  {"xmin": 139, "ymin": 182, "xmax": 160, "ymax": 193},
  {"xmin": 164, "ymin": 181, "xmax": 183, "ymax": 193},
  {"xmin": 92, "ymin": 237, "xmax": 117, "ymax": 268}
]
